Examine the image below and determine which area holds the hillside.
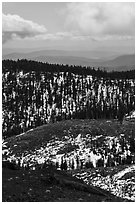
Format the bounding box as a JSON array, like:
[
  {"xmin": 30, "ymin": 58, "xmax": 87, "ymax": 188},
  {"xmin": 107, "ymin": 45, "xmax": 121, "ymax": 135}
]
[
  {"xmin": 3, "ymin": 118, "xmax": 135, "ymax": 201},
  {"xmin": 3, "ymin": 119, "xmax": 134, "ymax": 154}
]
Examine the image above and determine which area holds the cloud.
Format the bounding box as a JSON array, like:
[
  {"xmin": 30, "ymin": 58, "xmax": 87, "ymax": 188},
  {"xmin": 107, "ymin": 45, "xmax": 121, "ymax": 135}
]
[
  {"xmin": 2, "ymin": 14, "xmax": 75, "ymax": 43},
  {"xmin": 65, "ymin": 2, "xmax": 135, "ymax": 38},
  {"xmin": 2, "ymin": 13, "xmax": 47, "ymax": 44},
  {"xmin": 23, "ymin": 31, "xmax": 77, "ymax": 42}
]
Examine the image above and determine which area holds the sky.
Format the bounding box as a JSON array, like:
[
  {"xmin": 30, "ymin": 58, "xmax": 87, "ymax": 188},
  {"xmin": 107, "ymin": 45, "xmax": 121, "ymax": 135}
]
[{"xmin": 2, "ymin": 2, "xmax": 135, "ymax": 54}]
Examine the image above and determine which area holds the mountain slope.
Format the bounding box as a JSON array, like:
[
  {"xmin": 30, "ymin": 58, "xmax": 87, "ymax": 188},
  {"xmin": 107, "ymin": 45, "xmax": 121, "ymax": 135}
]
[{"xmin": 3, "ymin": 119, "xmax": 134, "ymax": 155}]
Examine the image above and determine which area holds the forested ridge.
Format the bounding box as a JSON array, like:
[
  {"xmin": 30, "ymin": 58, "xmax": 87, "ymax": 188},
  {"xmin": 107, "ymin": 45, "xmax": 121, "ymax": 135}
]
[
  {"xmin": 3, "ymin": 59, "xmax": 135, "ymax": 79},
  {"xmin": 2, "ymin": 59, "xmax": 135, "ymax": 138}
]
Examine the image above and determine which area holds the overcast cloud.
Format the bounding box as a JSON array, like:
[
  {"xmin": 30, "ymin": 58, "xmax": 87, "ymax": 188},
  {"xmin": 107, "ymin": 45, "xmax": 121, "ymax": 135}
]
[
  {"xmin": 65, "ymin": 2, "xmax": 135, "ymax": 38},
  {"xmin": 2, "ymin": 3, "xmax": 135, "ymax": 46}
]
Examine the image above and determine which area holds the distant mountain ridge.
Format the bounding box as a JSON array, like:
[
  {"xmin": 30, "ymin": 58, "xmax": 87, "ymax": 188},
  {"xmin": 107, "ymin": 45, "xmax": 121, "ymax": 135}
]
[
  {"xmin": 2, "ymin": 50, "xmax": 135, "ymax": 72},
  {"xmin": 101, "ymin": 55, "xmax": 135, "ymax": 67},
  {"xmin": 2, "ymin": 48, "xmax": 122, "ymax": 60}
]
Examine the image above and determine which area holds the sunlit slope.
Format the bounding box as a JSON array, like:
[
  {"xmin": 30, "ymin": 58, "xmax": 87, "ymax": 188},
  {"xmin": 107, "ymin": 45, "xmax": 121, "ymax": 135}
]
[{"xmin": 3, "ymin": 119, "xmax": 134, "ymax": 157}]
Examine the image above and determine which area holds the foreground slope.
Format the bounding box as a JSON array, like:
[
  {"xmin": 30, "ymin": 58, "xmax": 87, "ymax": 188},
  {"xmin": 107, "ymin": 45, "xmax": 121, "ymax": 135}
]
[
  {"xmin": 3, "ymin": 118, "xmax": 135, "ymax": 202},
  {"xmin": 3, "ymin": 165, "xmax": 127, "ymax": 202}
]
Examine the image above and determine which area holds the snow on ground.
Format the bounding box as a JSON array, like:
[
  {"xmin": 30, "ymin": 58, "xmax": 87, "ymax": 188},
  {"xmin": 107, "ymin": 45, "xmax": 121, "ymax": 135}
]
[
  {"xmin": 2, "ymin": 129, "xmax": 135, "ymax": 201},
  {"xmin": 113, "ymin": 165, "xmax": 135, "ymax": 180},
  {"xmin": 125, "ymin": 111, "xmax": 135, "ymax": 120},
  {"xmin": 73, "ymin": 165, "xmax": 135, "ymax": 201}
]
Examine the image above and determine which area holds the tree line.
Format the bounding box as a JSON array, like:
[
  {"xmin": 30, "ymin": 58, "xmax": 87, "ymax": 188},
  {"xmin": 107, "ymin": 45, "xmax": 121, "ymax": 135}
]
[{"xmin": 2, "ymin": 59, "xmax": 135, "ymax": 79}]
